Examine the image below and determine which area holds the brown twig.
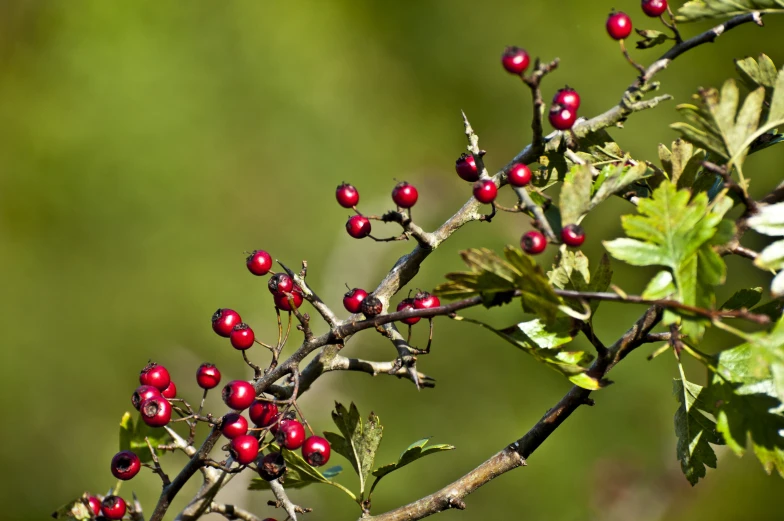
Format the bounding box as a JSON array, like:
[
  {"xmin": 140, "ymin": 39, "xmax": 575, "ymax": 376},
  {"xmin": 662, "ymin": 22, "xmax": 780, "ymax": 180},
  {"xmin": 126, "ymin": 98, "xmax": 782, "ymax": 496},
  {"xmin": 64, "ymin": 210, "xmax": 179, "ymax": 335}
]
[
  {"xmin": 208, "ymin": 502, "xmax": 263, "ymax": 521},
  {"xmin": 145, "ymin": 437, "xmax": 171, "ymax": 487}
]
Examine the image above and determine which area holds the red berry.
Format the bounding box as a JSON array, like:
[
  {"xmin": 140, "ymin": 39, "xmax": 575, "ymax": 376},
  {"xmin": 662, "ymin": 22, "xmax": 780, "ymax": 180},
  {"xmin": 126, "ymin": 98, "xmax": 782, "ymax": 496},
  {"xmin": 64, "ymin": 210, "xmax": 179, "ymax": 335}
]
[
  {"xmin": 521, "ymin": 230, "xmax": 547, "ymax": 255},
  {"xmin": 606, "ymin": 11, "xmax": 633, "ymax": 40},
  {"xmin": 139, "ymin": 363, "xmax": 171, "ymax": 392},
  {"xmin": 101, "ymin": 496, "xmax": 126, "ymax": 520},
  {"xmin": 507, "ymin": 163, "xmax": 532, "ymax": 187},
  {"xmin": 196, "ymin": 363, "xmax": 221, "ymax": 390},
  {"xmin": 455, "ymin": 153, "xmax": 480, "ymax": 182},
  {"xmin": 230, "ymin": 323, "xmax": 255, "ymax": 350},
  {"xmin": 343, "ymin": 287, "xmax": 368, "ymax": 314},
  {"xmin": 397, "ymin": 299, "xmax": 420, "ymax": 325},
  {"xmin": 561, "ymin": 224, "xmax": 586, "ymax": 247},
  {"xmin": 473, "ymin": 179, "xmax": 498, "ymax": 204},
  {"xmin": 132, "ymin": 385, "xmax": 161, "ymax": 410},
  {"xmin": 229, "ymin": 434, "xmax": 259, "ymax": 465},
  {"xmin": 139, "ymin": 395, "xmax": 172, "ymax": 428},
  {"xmin": 111, "ymin": 450, "xmax": 141, "ymax": 481},
  {"xmin": 549, "ymin": 104, "xmax": 577, "ymax": 131},
  {"xmin": 276, "ymin": 419, "xmax": 306, "ymax": 450},
  {"xmin": 268, "ymin": 273, "xmax": 293, "ymax": 295},
  {"xmin": 501, "ymin": 46, "xmax": 530, "ymax": 75},
  {"xmin": 274, "ymin": 286, "xmax": 304, "ymax": 311},
  {"xmin": 222, "ymin": 380, "xmax": 256, "ymax": 410},
  {"xmin": 161, "ymin": 381, "xmax": 177, "ymax": 400},
  {"xmin": 336, "ymin": 183, "xmax": 359, "ymax": 208},
  {"xmin": 642, "ymin": 0, "xmax": 667, "ymax": 17},
  {"xmin": 392, "ymin": 181, "xmax": 419, "ymax": 208},
  {"xmin": 220, "ymin": 413, "xmax": 249, "ymax": 439},
  {"xmin": 212, "ymin": 308, "xmax": 242, "ymax": 338},
  {"xmin": 346, "ymin": 215, "xmax": 371, "ymax": 239},
  {"xmin": 249, "ymin": 400, "xmax": 279, "ymax": 427},
  {"xmin": 87, "ymin": 496, "xmax": 102, "ymax": 516},
  {"xmin": 553, "ymin": 87, "xmax": 581, "ymax": 112},
  {"xmin": 258, "ymin": 452, "xmax": 286, "ymax": 481},
  {"xmin": 246, "ymin": 250, "xmax": 273, "ymax": 276},
  {"xmin": 302, "ymin": 436, "xmax": 331, "ymax": 467},
  {"xmin": 413, "ymin": 291, "xmax": 440, "ymax": 310}
]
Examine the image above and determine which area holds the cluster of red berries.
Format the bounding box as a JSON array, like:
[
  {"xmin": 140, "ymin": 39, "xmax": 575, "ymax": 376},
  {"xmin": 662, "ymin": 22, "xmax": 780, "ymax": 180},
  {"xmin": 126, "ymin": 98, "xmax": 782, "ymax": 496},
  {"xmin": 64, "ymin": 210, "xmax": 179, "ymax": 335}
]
[
  {"xmin": 337, "ymin": 181, "xmax": 420, "ymax": 240},
  {"xmin": 520, "ymin": 223, "xmax": 585, "ymax": 255},
  {"xmin": 245, "ymin": 249, "xmax": 305, "ymax": 311},
  {"xmin": 607, "ymin": 1, "xmax": 669, "ymax": 40},
  {"xmin": 79, "ymin": 495, "xmax": 128, "ymax": 520},
  {"xmin": 396, "ymin": 290, "xmax": 441, "ymax": 324}
]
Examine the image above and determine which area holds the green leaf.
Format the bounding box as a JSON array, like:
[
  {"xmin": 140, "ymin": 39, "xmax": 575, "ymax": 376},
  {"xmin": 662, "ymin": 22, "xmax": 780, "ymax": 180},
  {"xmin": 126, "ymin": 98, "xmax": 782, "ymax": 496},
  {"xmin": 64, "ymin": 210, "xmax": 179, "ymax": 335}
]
[
  {"xmin": 548, "ymin": 251, "xmax": 612, "ymax": 313},
  {"xmin": 249, "ymin": 444, "xmax": 344, "ymax": 491},
  {"xmin": 642, "ymin": 270, "xmax": 676, "ymax": 300},
  {"xmin": 559, "ymin": 164, "xmax": 592, "ymax": 225},
  {"xmin": 51, "ymin": 494, "xmax": 93, "ymax": 520},
  {"xmin": 721, "ymin": 287, "xmax": 763, "ymax": 310},
  {"xmin": 635, "ymin": 28, "xmax": 669, "ymax": 49},
  {"xmin": 747, "ymin": 202, "xmax": 784, "ymax": 236},
  {"xmin": 323, "ymin": 402, "xmax": 382, "ymax": 498},
  {"xmin": 736, "ymin": 54, "xmax": 780, "ymax": 91},
  {"xmin": 119, "ymin": 411, "xmax": 172, "ymax": 464},
  {"xmin": 372, "ymin": 438, "xmax": 455, "ymax": 480},
  {"xmin": 677, "ymin": 0, "xmax": 784, "ymax": 22},
  {"xmin": 659, "ymin": 139, "xmax": 705, "ymax": 189},
  {"xmin": 589, "ymin": 163, "xmax": 650, "ymax": 209},
  {"xmin": 755, "ymin": 239, "xmax": 784, "ymax": 271}
]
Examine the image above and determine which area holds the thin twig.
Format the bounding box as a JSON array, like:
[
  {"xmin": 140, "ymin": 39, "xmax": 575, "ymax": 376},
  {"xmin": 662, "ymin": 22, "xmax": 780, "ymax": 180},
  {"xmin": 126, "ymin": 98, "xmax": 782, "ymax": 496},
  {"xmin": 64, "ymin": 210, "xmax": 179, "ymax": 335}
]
[
  {"xmin": 208, "ymin": 502, "xmax": 263, "ymax": 521},
  {"xmin": 145, "ymin": 437, "xmax": 171, "ymax": 487}
]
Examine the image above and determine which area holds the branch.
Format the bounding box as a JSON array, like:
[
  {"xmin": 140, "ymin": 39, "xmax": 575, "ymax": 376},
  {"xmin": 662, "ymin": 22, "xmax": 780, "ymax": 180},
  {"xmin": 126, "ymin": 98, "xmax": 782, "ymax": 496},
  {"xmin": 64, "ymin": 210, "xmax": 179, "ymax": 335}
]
[
  {"xmin": 268, "ymin": 478, "xmax": 311, "ymax": 520},
  {"xmin": 207, "ymin": 502, "xmax": 262, "ymax": 521}
]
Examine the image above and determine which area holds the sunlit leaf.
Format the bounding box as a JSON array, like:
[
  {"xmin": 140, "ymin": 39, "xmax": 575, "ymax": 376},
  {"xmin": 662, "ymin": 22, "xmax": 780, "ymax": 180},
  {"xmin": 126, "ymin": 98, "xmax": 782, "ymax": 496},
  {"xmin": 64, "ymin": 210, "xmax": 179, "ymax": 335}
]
[
  {"xmin": 559, "ymin": 164, "xmax": 592, "ymax": 226},
  {"xmin": 372, "ymin": 438, "xmax": 455, "ymax": 480},
  {"xmin": 51, "ymin": 494, "xmax": 93, "ymax": 520},
  {"xmin": 677, "ymin": 0, "xmax": 784, "ymax": 23},
  {"xmin": 323, "ymin": 402, "xmax": 382, "ymax": 498}
]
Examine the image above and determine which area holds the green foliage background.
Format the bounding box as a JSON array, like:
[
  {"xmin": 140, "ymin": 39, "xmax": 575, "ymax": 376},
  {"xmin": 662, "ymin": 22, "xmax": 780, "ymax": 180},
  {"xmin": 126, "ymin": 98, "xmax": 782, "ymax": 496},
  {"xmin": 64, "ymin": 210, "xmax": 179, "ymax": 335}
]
[{"xmin": 1, "ymin": 1, "xmax": 783, "ymax": 519}]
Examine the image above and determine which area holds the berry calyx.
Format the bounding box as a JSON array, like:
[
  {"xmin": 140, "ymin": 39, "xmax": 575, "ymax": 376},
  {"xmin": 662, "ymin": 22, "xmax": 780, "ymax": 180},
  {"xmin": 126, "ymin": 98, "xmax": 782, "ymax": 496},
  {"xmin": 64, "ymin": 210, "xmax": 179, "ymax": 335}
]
[
  {"xmin": 473, "ymin": 179, "xmax": 498, "ymax": 204},
  {"xmin": 87, "ymin": 496, "xmax": 102, "ymax": 516},
  {"xmin": 507, "ymin": 163, "xmax": 532, "ymax": 187},
  {"xmin": 161, "ymin": 381, "xmax": 177, "ymax": 400},
  {"xmin": 229, "ymin": 434, "xmax": 259, "ymax": 465},
  {"xmin": 343, "ymin": 287, "xmax": 368, "ymax": 314},
  {"xmin": 346, "ymin": 215, "xmax": 371, "ymax": 239},
  {"xmin": 336, "ymin": 183, "xmax": 359, "ymax": 208},
  {"xmin": 553, "ymin": 87, "xmax": 581, "ymax": 112},
  {"xmin": 212, "ymin": 308, "xmax": 242, "ymax": 338},
  {"xmin": 139, "ymin": 362, "xmax": 171, "ymax": 392},
  {"xmin": 548, "ymin": 104, "xmax": 577, "ymax": 131},
  {"xmin": 413, "ymin": 291, "xmax": 440, "ymax": 310},
  {"xmin": 196, "ymin": 363, "xmax": 221, "ymax": 389},
  {"xmin": 230, "ymin": 323, "xmax": 255, "ymax": 350},
  {"xmin": 220, "ymin": 413, "xmax": 249, "ymax": 439},
  {"xmin": 132, "ymin": 385, "xmax": 161, "ymax": 410},
  {"xmin": 391, "ymin": 181, "xmax": 419, "ymax": 208},
  {"xmin": 501, "ymin": 46, "xmax": 530, "ymax": 75},
  {"xmin": 397, "ymin": 299, "xmax": 420, "ymax": 325},
  {"xmin": 258, "ymin": 452, "xmax": 286, "ymax": 481},
  {"xmin": 606, "ymin": 11, "xmax": 633, "ymax": 40},
  {"xmin": 561, "ymin": 224, "xmax": 586, "ymax": 247},
  {"xmin": 268, "ymin": 273, "xmax": 294, "ymax": 295},
  {"xmin": 222, "ymin": 380, "xmax": 256, "ymax": 410},
  {"xmin": 246, "ymin": 250, "xmax": 273, "ymax": 276},
  {"xmin": 521, "ymin": 230, "xmax": 547, "ymax": 255},
  {"xmin": 111, "ymin": 450, "xmax": 141, "ymax": 480},
  {"xmin": 274, "ymin": 286, "xmax": 304, "ymax": 311},
  {"xmin": 642, "ymin": 0, "xmax": 668, "ymax": 17},
  {"xmin": 455, "ymin": 153, "xmax": 480, "ymax": 182},
  {"xmin": 360, "ymin": 295, "xmax": 383, "ymax": 317},
  {"xmin": 139, "ymin": 395, "xmax": 172, "ymax": 427},
  {"xmin": 101, "ymin": 496, "xmax": 126, "ymax": 520},
  {"xmin": 302, "ymin": 436, "xmax": 331, "ymax": 466},
  {"xmin": 276, "ymin": 418, "xmax": 306, "ymax": 450},
  {"xmin": 249, "ymin": 400, "xmax": 279, "ymax": 427}
]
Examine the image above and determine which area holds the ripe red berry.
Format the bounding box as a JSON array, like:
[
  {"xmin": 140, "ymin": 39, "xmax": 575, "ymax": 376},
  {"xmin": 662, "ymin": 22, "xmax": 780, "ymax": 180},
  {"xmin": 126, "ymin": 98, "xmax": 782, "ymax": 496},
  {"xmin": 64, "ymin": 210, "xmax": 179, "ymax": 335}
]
[
  {"xmin": 111, "ymin": 450, "xmax": 141, "ymax": 480},
  {"xmin": 139, "ymin": 395, "xmax": 172, "ymax": 428},
  {"xmin": 249, "ymin": 400, "xmax": 279, "ymax": 427},
  {"xmin": 507, "ymin": 163, "xmax": 532, "ymax": 187},
  {"xmin": 473, "ymin": 179, "xmax": 498, "ymax": 204},
  {"xmin": 101, "ymin": 496, "xmax": 126, "ymax": 520},
  {"xmin": 132, "ymin": 385, "xmax": 161, "ymax": 410},
  {"xmin": 246, "ymin": 250, "xmax": 273, "ymax": 276},
  {"xmin": 642, "ymin": 0, "xmax": 668, "ymax": 17},
  {"xmin": 392, "ymin": 181, "xmax": 419, "ymax": 208},
  {"xmin": 139, "ymin": 363, "xmax": 171, "ymax": 392},
  {"xmin": 521, "ymin": 230, "xmax": 547, "ymax": 255},
  {"xmin": 220, "ymin": 413, "xmax": 249, "ymax": 439},
  {"xmin": 302, "ymin": 436, "xmax": 331, "ymax": 466},
  {"xmin": 268, "ymin": 273, "xmax": 293, "ymax": 295},
  {"xmin": 229, "ymin": 434, "xmax": 259, "ymax": 465},
  {"xmin": 501, "ymin": 46, "xmax": 530, "ymax": 75},
  {"xmin": 413, "ymin": 291, "xmax": 440, "ymax": 310},
  {"xmin": 606, "ymin": 11, "xmax": 633, "ymax": 40},
  {"xmin": 561, "ymin": 224, "xmax": 586, "ymax": 247},
  {"xmin": 553, "ymin": 87, "xmax": 581, "ymax": 112},
  {"xmin": 343, "ymin": 287, "xmax": 368, "ymax": 314},
  {"xmin": 336, "ymin": 183, "xmax": 359, "ymax": 208},
  {"xmin": 258, "ymin": 452, "xmax": 286, "ymax": 481},
  {"xmin": 274, "ymin": 286, "xmax": 304, "ymax": 311},
  {"xmin": 87, "ymin": 496, "xmax": 102, "ymax": 516},
  {"xmin": 276, "ymin": 419, "xmax": 306, "ymax": 450},
  {"xmin": 161, "ymin": 381, "xmax": 177, "ymax": 400},
  {"xmin": 212, "ymin": 308, "xmax": 242, "ymax": 338},
  {"xmin": 397, "ymin": 299, "xmax": 420, "ymax": 325},
  {"xmin": 360, "ymin": 295, "xmax": 383, "ymax": 317},
  {"xmin": 230, "ymin": 323, "xmax": 255, "ymax": 350},
  {"xmin": 196, "ymin": 363, "xmax": 221, "ymax": 390},
  {"xmin": 223, "ymin": 380, "xmax": 256, "ymax": 410},
  {"xmin": 455, "ymin": 153, "xmax": 480, "ymax": 182},
  {"xmin": 549, "ymin": 104, "xmax": 577, "ymax": 131},
  {"xmin": 346, "ymin": 215, "xmax": 371, "ymax": 239}
]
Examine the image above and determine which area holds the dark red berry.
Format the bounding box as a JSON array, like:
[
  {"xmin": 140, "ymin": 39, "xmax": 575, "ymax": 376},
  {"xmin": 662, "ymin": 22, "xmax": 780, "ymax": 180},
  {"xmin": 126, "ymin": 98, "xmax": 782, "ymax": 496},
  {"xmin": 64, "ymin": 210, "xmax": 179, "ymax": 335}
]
[
  {"xmin": 87, "ymin": 496, "xmax": 102, "ymax": 516},
  {"xmin": 139, "ymin": 362, "xmax": 171, "ymax": 392},
  {"xmin": 360, "ymin": 295, "xmax": 383, "ymax": 317},
  {"xmin": 220, "ymin": 413, "xmax": 249, "ymax": 439},
  {"xmin": 507, "ymin": 163, "xmax": 532, "ymax": 187},
  {"xmin": 229, "ymin": 434, "xmax": 259, "ymax": 465},
  {"xmin": 346, "ymin": 215, "xmax": 371, "ymax": 239},
  {"xmin": 111, "ymin": 450, "xmax": 141, "ymax": 480},
  {"xmin": 132, "ymin": 385, "xmax": 161, "ymax": 410},
  {"xmin": 276, "ymin": 419, "xmax": 306, "ymax": 450},
  {"xmin": 642, "ymin": 0, "xmax": 667, "ymax": 17},
  {"xmin": 553, "ymin": 87, "xmax": 581, "ymax": 112},
  {"xmin": 212, "ymin": 308, "xmax": 242, "ymax": 338},
  {"xmin": 343, "ymin": 287, "xmax": 368, "ymax": 314},
  {"xmin": 230, "ymin": 323, "xmax": 255, "ymax": 350},
  {"xmin": 249, "ymin": 400, "xmax": 279, "ymax": 427},
  {"xmin": 302, "ymin": 436, "xmax": 331, "ymax": 466},
  {"xmin": 161, "ymin": 381, "xmax": 177, "ymax": 400},
  {"xmin": 549, "ymin": 104, "xmax": 577, "ymax": 131},
  {"xmin": 246, "ymin": 250, "xmax": 273, "ymax": 276},
  {"xmin": 521, "ymin": 230, "xmax": 547, "ymax": 255},
  {"xmin": 501, "ymin": 46, "xmax": 530, "ymax": 75},
  {"xmin": 413, "ymin": 291, "xmax": 440, "ymax": 310},
  {"xmin": 473, "ymin": 179, "xmax": 498, "ymax": 204},
  {"xmin": 606, "ymin": 11, "xmax": 633, "ymax": 40},
  {"xmin": 561, "ymin": 224, "xmax": 586, "ymax": 247},
  {"xmin": 455, "ymin": 153, "xmax": 480, "ymax": 182},
  {"xmin": 139, "ymin": 395, "xmax": 172, "ymax": 428},
  {"xmin": 258, "ymin": 451, "xmax": 286, "ymax": 481},
  {"xmin": 268, "ymin": 273, "xmax": 293, "ymax": 295},
  {"xmin": 397, "ymin": 299, "xmax": 420, "ymax": 325},
  {"xmin": 336, "ymin": 183, "xmax": 359, "ymax": 208},
  {"xmin": 196, "ymin": 363, "xmax": 221, "ymax": 390},
  {"xmin": 392, "ymin": 182, "xmax": 419, "ymax": 208},
  {"xmin": 101, "ymin": 496, "xmax": 126, "ymax": 520},
  {"xmin": 222, "ymin": 380, "xmax": 256, "ymax": 410},
  {"xmin": 274, "ymin": 286, "xmax": 304, "ymax": 311}
]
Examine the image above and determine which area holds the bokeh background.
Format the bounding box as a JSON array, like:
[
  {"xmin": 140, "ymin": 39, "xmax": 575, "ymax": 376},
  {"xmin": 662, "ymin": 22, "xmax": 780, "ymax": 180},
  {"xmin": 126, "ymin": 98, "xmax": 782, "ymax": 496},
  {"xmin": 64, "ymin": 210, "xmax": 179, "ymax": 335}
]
[{"xmin": 1, "ymin": 1, "xmax": 783, "ymax": 520}]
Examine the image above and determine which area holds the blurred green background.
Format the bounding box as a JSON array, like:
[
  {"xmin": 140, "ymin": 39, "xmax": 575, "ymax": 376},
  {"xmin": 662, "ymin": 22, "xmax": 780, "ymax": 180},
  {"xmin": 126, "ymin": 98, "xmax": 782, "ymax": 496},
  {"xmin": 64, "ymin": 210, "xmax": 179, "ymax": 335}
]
[{"xmin": 1, "ymin": 1, "xmax": 783, "ymax": 520}]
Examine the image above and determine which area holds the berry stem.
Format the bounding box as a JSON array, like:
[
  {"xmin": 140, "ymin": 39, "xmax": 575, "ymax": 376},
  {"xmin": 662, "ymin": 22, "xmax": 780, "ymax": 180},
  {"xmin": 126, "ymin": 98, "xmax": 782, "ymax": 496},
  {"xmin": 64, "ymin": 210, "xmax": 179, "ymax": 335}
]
[
  {"xmin": 662, "ymin": 5, "xmax": 683, "ymax": 43},
  {"xmin": 242, "ymin": 350, "xmax": 263, "ymax": 379},
  {"xmin": 619, "ymin": 39, "xmax": 646, "ymax": 75},
  {"xmin": 145, "ymin": 436, "xmax": 171, "ymax": 486},
  {"xmin": 197, "ymin": 389, "xmax": 208, "ymax": 417}
]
